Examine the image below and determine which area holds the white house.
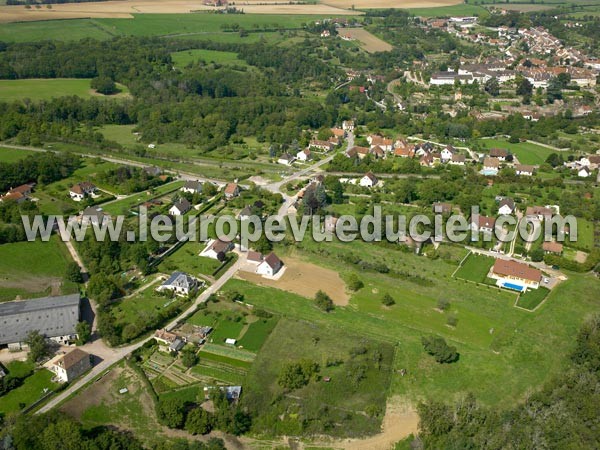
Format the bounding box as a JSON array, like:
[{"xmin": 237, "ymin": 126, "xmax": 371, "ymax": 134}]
[
  {"xmin": 278, "ymin": 153, "xmax": 296, "ymax": 165},
  {"xmin": 471, "ymin": 215, "xmax": 496, "ymax": 233},
  {"xmin": 296, "ymin": 148, "xmax": 312, "ymax": 162},
  {"xmin": 169, "ymin": 198, "xmax": 192, "ymax": 216},
  {"xmin": 450, "ymin": 154, "xmax": 466, "ymax": 165},
  {"xmin": 80, "ymin": 206, "xmax": 110, "ymax": 226},
  {"xmin": 203, "ymin": 238, "xmax": 234, "ymax": 260},
  {"xmin": 69, "ymin": 182, "xmax": 98, "ymax": 202},
  {"xmin": 181, "ymin": 180, "xmax": 203, "ymax": 195},
  {"xmin": 256, "ymin": 252, "xmax": 283, "ymax": 277},
  {"xmin": 359, "ymin": 171, "xmax": 378, "ymax": 188},
  {"xmin": 515, "ymin": 164, "xmax": 534, "ymax": 176},
  {"xmin": 498, "ymin": 198, "xmax": 516, "ymax": 215},
  {"xmin": 440, "ymin": 145, "xmax": 455, "ymax": 162},
  {"xmin": 578, "ymin": 167, "xmax": 591, "ymax": 178},
  {"xmin": 49, "ymin": 349, "xmax": 91, "ymax": 383},
  {"xmin": 342, "ymin": 120, "xmax": 355, "ymax": 132},
  {"xmin": 157, "ymin": 271, "xmax": 199, "ymax": 297}
]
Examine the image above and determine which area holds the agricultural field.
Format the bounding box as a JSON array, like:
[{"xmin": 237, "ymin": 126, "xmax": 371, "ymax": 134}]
[
  {"xmin": 339, "ymin": 27, "xmax": 392, "ymax": 52},
  {"xmin": 404, "ymin": 2, "xmax": 489, "ymax": 17},
  {"xmin": 0, "ymin": 366, "xmax": 58, "ymax": 415},
  {"xmin": 453, "ymin": 253, "xmax": 495, "ymax": 284},
  {"xmin": 478, "ymin": 138, "xmax": 569, "ymax": 165},
  {"xmin": 323, "ymin": 0, "xmax": 462, "ymax": 9},
  {"xmin": 0, "ymin": 79, "xmax": 129, "ymax": 102},
  {"xmin": 0, "ymin": 236, "xmax": 78, "ymax": 302},
  {"xmin": 0, "ymin": 147, "xmax": 38, "ymax": 163},
  {"xmin": 171, "ymin": 49, "xmax": 247, "ymax": 68}
]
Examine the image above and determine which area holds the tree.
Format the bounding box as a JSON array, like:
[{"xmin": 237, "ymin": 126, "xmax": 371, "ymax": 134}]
[
  {"xmin": 516, "ymin": 76, "xmax": 533, "ymax": 97},
  {"xmin": 530, "ymin": 247, "xmax": 544, "ymax": 262},
  {"xmin": 91, "ymin": 76, "xmax": 118, "ymax": 95},
  {"xmin": 181, "ymin": 347, "xmax": 198, "ymax": 368},
  {"xmin": 278, "ymin": 360, "xmax": 319, "ymax": 390},
  {"xmin": 437, "ymin": 298, "xmax": 450, "ymax": 311},
  {"xmin": 421, "ymin": 335, "xmax": 458, "ymax": 363},
  {"xmin": 484, "ymin": 77, "xmax": 500, "ymax": 97},
  {"xmin": 382, "ymin": 293, "xmax": 395, "ymax": 306},
  {"xmin": 546, "ymin": 77, "xmax": 563, "ymax": 103},
  {"xmin": 331, "ymin": 179, "xmax": 344, "ymax": 204},
  {"xmin": 545, "ymin": 153, "xmax": 564, "ymax": 168},
  {"xmin": 185, "ymin": 407, "xmax": 213, "ymax": 435},
  {"xmin": 314, "ymin": 290, "xmax": 334, "ymax": 312},
  {"xmin": 25, "ymin": 330, "xmax": 50, "ymax": 363},
  {"xmin": 157, "ymin": 398, "xmax": 186, "ymax": 429},
  {"xmin": 347, "ymin": 273, "xmax": 364, "ymax": 291},
  {"xmin": 254, "ymin": 234, "xmax": 273, "ymax": 254},
  {"xmin": 65, "ymin": 262, "xmax": 83, "ymax": 283},
  {"xmin": 75, "ymin": 321, "xmax": 91, "ymax": 346}
]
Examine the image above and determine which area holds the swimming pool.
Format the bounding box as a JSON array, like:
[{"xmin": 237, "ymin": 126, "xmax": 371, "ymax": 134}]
[
  {"xmin": 502, "ymin": 282, "xmax": 525, "ymax": 292},
  {"xmin": 480, "ymin": 168, "xmax": 498, "ymax": 176}
]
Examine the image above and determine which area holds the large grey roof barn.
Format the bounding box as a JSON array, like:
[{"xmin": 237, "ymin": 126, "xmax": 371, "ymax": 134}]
[{"xmin": 0, "ymin": 294, "xmax": 80, "ymax": 346}]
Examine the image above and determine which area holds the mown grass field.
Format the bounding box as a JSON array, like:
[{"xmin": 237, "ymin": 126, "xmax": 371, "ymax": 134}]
[
  {"xmin": 454, "ymin": 253, "xmax": 495, "ymax": 283},
  {"xmin": 478, "ymin": 138, "xmax": 569, "ymax": 165},
  {"xmin": 0, "ymin": 147, "xmax": 38, "ymax": 163},
  {"xmin": 171, "ymin": 49, "xmax": 246, "ymax": 68},
  {"xmin": 0, "ymin": 78, "xmax": 129, "ymax": 101},
  {"xmin": 516, "ymin": 287, "xmax": 550, "ymax": 310},
  {"xmin": 158, "ymin": 241, "xmax": 224, "ymax": 279},
  {"xmin": 0, "ymin": 236, "xmax": 78, "ymax": 301}
]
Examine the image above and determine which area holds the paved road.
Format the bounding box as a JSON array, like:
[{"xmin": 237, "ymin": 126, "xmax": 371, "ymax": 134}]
[{"xmin": 36, "ymin": 256, "xmax": 244, "ymax": 414}]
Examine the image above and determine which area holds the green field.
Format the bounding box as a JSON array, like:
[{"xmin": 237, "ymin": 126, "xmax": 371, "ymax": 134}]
[
  {"xmin": 158, "ymin": 241, "xmax": 224, "ymax": 279},
  {"xmin": 0, "ymin": 236, "xmax": 78, "ymax": 301},
  {"xmin": 101, "ymin": 180, "xmax": 184, "ymax": 216},
  {"xmin": 0, "ymin": 78, "xmax": 129, "ymax": 101},
  {"xmin": 171, "ymin": 49, "xmax": 246, "ymax": 68},
  {"xmin": 567, "ymin": 218, "xmax": 595, "ymax": 251},
  {"xmin": 0, "ymin": 369, "xmax": 58, "ymax": 415},
  {"xmin": 479, "ymin": 138, "xmax": 569, "ymax": 165},
  {"xmin": 405, "ymin": 3, "xmax": 489, "ymax": 17},
  {"xmin": 237, "ymin": 317, "xmax": 279, "ymax": 352},
  {"xmin": 0, "ymin": 14, "xmax": 332, "ymax": 42},
  {"xmin": 0, "ymin": 147, "xmax": 38, "ymax": 163},
  {"xmin": 454, "ymin": 253, "xmax": 495, "ymax": 283}
]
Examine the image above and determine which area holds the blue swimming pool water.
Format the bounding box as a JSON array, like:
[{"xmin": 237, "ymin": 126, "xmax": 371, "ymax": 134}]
[
  {"xmin": 503, "ymin": 282, "xmax": 525, "ymax": 292},
  {"xmin": 480, "ymin": 168, "xmax": 498, "ymax": 176}
]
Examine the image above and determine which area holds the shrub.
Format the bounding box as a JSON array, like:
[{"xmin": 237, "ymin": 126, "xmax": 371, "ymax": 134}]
[
  {"xmin": 381, "ymin": 293, "xmax": 395, "ymax": 306},
  {"xmin": 422, "ymin": 335, "xmax": 458, "ymax": 364}
]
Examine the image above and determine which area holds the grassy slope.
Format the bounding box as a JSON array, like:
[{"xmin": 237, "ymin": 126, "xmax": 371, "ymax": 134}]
[
  {"xmin": 0, "ymin": 369, "xmax": 58, "ymax": 414},
  {"xmin": 171, "ymin": 49, "xmax": 246, "ymax": 68},
  {"xmin": 0, "ymin": 147, "xmax": 39, "ymax": 163},
  {"xmin": 479, "ymin": 138, "xmax": 571, "ymax": 165}
]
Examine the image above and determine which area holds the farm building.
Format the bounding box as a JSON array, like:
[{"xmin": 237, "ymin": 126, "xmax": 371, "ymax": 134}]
[
  {"xmin": 0, "ymin": 294, "xmax": 80, "ymax": 350},
  {"xmin": 49, "ymin": 348, "xmax": 91, "ymax": 383}
]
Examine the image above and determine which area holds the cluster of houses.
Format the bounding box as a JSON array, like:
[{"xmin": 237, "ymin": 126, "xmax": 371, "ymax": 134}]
[
  {"xmin": 565, "ymin": 154, "xmax": 600, "ymax": 178},
  {"xmin": 0, "ymin": 183, "xmax": 35, "ymax": 204},
  {"xmin": 277, "ymin": 128, "xmax": 347, "ymax": 166}
]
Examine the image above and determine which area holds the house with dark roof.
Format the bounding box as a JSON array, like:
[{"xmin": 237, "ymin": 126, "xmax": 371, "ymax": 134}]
[
  {"xmin": 515, "ymin": 164, "xmax": 534, "ymax": 176},
  {"xmin": 470, "ymin": 215, "xmax": 496, "ymax": 233},
  {"xmin": 154, "ymin": 329, "xmax": 185, "ymax": 354},
  {"xmin": 489, "ymin": 148, "xmax": 509, "ymax": 160},
  {"xmin": 69, "ymin": 182, "xmax": 97, "ymax": 202},
  {"xmin": 157, "ymin": 272, "xmax": 199, "ymax": 297},
  {"xmin": 257, "ymin": 252, "xmax": 283, "ymax": 277},
  {"xmin": 203, "ymin": 238, "xmax": 234, "ymax": 260},
  {"xmin": 80, "ymin": 206, "xmax": 109, "ymax": 225},
  {"xmin": 169, "ymin": 198, "xmax": 192, "ymax": 216},
  {"xmin": 359, "ymin": 171, "xmax": 378, "ymax": 188},
  {"xmin": 498, "ymin": 198, "xmax": 516, "ymax": 215},
  {"xmin": 49, "ymin": 348, "xmax": 91, "ymax": 383},
  {"xmin": 181, "ymin": 180, "xmax": 203, "ymax": 195},
  {"xmin": 0, "ymin": 294, "xmax": 80, "ymax": 349}
]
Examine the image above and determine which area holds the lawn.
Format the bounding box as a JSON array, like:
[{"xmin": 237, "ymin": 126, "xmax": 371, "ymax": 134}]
[
  {"xmin": 516, "ymin": 287, "xmax": 550, "ymax": 310},
  {"xmin": 101, "ymin": 180, "xmax": 184, "ymax": 216},
  {"xmin": 0, "ymin": 79, "xmax": 129, "ymax": 101},
  {"xmin": 0, "ymin": 147, "xmax": 38, "ymax": 163},
  {"xmin": 567, "ymin": 218, "xmax": 595, "ymax": 251},
  {"xmin": 171, "ymin": 49, "xmax": 246, "ymax": 68},
  {"xmin": 453, "ymin": 253, "xmax": 495, "ymax": 283},
  {"xmin": 0, "ymin": 18, "xmax": 114, "ymax": 42},
  {"xmin": 0, "ymin": 236, "xmax": 78, "ymax": 301},
  {"xmin": 478, "ymin": 138, "xmax": 570, "ymax": 165},
  {"xmin": 158, "ymin": 241, "xmax": 223, "ymax": 279},
  {"xmin": 237, "ymin": 317, "xmax": 279, "ymax": 352},
  {"xmin": 0, "ymin": 369, "xmax": 58, "ymax": 415}
]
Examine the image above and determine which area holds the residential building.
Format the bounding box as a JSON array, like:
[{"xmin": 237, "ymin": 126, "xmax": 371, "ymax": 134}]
[
  {"xmin": 296, "ymin": 148, "xmax": 312, "ymax": 162},
  {"xmin": 359, "ymin": 171, "xmax": 378, "ymax": 188},
  {"xmin": 49, "ymin": 348, "xmax": 91, "ymax": 383},
  {"xmin": 80, "ymin": 207, "xmax": 109, "ymax": 226},
  {"xmin": 542, "ymin": 241, "xmax": 563, "ymax": 255},
  {"xmin": 69, "ymin": 182, "xmax": 97, "ymax": 202},
  {"xmin": 489, "ymin": 148, "xmax": 508, "ymax": 161},
  {"xmin": 342, "ymin": 120, "xmax": 355, "ymax": 132},
  {"xmin": 450, "ymin": 154, "xmax": 466, "ymax": 166},
  {"xmin": 169, "ymin": 198, "xmax": 192, "ymax": 216},
  {"xmin": 309, "ymin": 140, "xmax": 334, "ymax": 152},
  {"xmin": 203, "ymin": 238, "xmax": 234, "ymax": 260},
  {"xmin": 154, "ymin": 329, "xmax": 185, "ymax": 354},
  {"xmin": 515, "ymin": 164, "xmax": 534, "ymax": 176},
  {"xmin": 157, "ymin": 272, "xmax": 199, "ymax": 297},
  {"xmin": 224, "ymin": 183, "xmax": 240, "ymax": 199},
  {"xmin": 498, "ymin": 198, "xmax": 516, "ymax": 215},
  {"xmin": 277, "ymin": 153, "xmax": 296, "ymax": 166},
  {"xmin": 257, "ymin": 252, "xmax": 283, "ymax": 277},
  {"xmin": 471, "ymin": 215, "xmax": 496, "ymax": 233},
  {"xmin": 526, "ymin": 206, "xmax": 554, "ymax": 221},
  {"xmin": 0, "ymin": 294, "xmax": 80, "ymax": 349},
  {"xmin": 491, "ymin": 259, "xmax": 541, "ymax": 290},
  {"xmin": 181, "ymin": 180, "xmax": 203, "ymax": 195}
]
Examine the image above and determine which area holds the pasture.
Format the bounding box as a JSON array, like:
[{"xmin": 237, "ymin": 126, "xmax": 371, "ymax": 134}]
[
  {"xmin": 0, "ymin": 236, "xmax": 78, "ymax": 302},
  {"xmin": 0, "ymin": 147, "xmax": 38, "ymax": 163},
  {"xmin": 0, "ymin": 79, "xmax": 129, "ymax": 101},
  {"xmin": 404, "ymin": 2, "xmax": 488, "ymax": 16},
  {"xmin": 323, "ymin": 0, "xmax": 462, "ymax": 9}
]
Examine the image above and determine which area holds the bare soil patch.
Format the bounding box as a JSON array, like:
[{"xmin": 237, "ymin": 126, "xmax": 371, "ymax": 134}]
[
  {"xmin": 322, "ymin": 0, "xmax": 460, "ymax": 8},
  {"xmin": 340, "ymin": 27, "xmax": 392, "ymax": 53},
  {"xmin": 1, "ymin": 275, "xmax": 62, "ymax": 298},
  {"xmin": 237, "ymin": 256, "xmax": 349, "ymax": 305}
]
